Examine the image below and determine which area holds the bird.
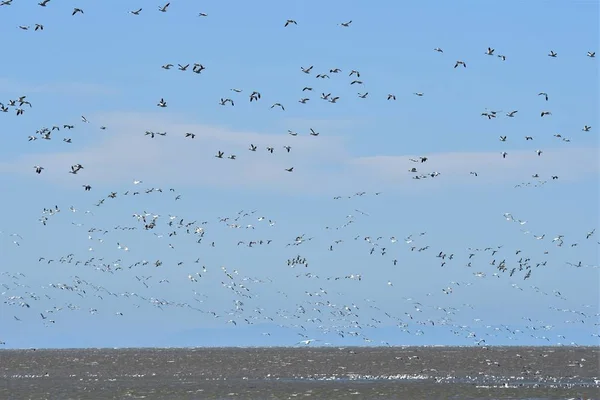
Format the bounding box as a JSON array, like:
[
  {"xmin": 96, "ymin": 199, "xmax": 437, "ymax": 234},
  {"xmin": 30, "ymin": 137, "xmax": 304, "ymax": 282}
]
[
  {"xmin": 158, "ymin": 3, "xmax": 170, "ymax": 12},
  {"xmin": 250, "ymin": 91, "xmax": 261, "ymax": 102},
  {"xmin": 485, "ymin": 47, "xmax": 495, "ymax": 55},
  {"xmin": 271, "ymin": 103, "xmax": 285, "ymax": 110},
  {"xmin": 215, "ymin": 151, "xmax": 224, "ymax": 159},
  {"xmin": 548, "ymin": 50, "xmax": 558, "ymax": 57},
  {"xmin": 582, "ymin": 125, "xmax": 591, "ymax": 132},
  {"xmin": 540, "ymin": 111, "xmax": 551, "ymax": 117},
  {"xmin": 587, "ymin": 51, "xmax": 595, "ymax": 58},
  {"xmin": 538, "ymin": 92, "xmax": 549, "ymax": 101},
  {"xmin": 301, "ymin": 66, "xmax": 313, "ymax": 74},
  {"xmin": 285, "ymin": 167, "xmax": 294, "ymax": 172},
  {"xmin": 38, "ymin": 0, "xmax": 50, "ymax": 6},
  {"xmin": 454, "ymin": 61, "xmax": 467, "ymax": 68},
  {"xmin": 34, "ymin": 24, "xmax": 44, "ymax": 31},
  {"xmin": 285, "ymin": 19, "xmax": 297, "ymax": 27},
  {"xmin": 72, "ymin": 8, "xmax": 83, "ymax": 16},
  {"xmin": 340, "ymin": 21, "xmax": 352, "ymax": 27},
  {"xmin": 157, "ymin": 98, "xmax": 167, "ymax": 108},
  {"xmin": 185, "ymin": 133, "xmax": 196, "ymax": 139},
  {"xmin": 309, "ymin": 128, "xmax": 319, "ymax": 136},
  {"xmin": 506, "ymin": 111, "xmax": 518, "ymax": 117},
  {"xmin": 129, "ymin": 8, "xmax": 142, "ymax": 15},
  {"xmin": 34, "ymin": 166, "xmax": 44, "ymax": 174},
  {"xmin": 433, "ymin": 48, "xmax": 443, "ymax": 53}
]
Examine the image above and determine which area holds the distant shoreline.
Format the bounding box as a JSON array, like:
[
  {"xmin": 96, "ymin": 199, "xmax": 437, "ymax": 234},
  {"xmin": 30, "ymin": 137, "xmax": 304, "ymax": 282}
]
[{"xmin": 1, "ymin": 344, "xmax": 598, "ymax": 351}]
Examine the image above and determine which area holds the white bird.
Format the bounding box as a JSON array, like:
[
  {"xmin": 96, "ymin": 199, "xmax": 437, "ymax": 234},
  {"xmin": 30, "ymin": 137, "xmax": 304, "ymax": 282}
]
[
  {"xmin": 587, "ymin": 51, "xmax": 595, "ymax": 58},
  {"xmin": 298, "ymin": 339, "xmax": 319, "ymax": 345}
]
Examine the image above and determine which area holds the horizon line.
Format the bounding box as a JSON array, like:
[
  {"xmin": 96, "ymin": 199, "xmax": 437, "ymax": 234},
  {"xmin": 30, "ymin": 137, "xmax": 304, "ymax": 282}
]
[{"xmin": 1, "ymin": 344, "xmax": 597, "ymax": 351}]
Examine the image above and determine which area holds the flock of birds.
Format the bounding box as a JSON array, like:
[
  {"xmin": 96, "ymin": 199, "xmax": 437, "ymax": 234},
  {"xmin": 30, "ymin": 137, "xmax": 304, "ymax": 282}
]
[{"xmin": 0, "ymin": 2, "xmax": 598, "ymax": 348}]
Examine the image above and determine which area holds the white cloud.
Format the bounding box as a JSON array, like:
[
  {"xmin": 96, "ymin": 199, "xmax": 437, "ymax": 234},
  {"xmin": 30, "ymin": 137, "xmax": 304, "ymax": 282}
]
[{"xmin": 0, "ymin": 111, "xmax": 597, "ymax": 194}]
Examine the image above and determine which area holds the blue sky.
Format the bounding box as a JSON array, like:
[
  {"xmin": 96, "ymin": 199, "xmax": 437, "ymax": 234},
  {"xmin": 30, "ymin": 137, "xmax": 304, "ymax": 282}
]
[{"xmin": 0, "ymin": 0, "xmax": 598, "ymax": 349}]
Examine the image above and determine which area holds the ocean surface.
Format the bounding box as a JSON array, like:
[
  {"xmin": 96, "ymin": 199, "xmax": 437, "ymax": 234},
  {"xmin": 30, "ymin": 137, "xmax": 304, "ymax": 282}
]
[{"xmin": 0, "ymin": 346, "xmax": 598, "ymax": 400}]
